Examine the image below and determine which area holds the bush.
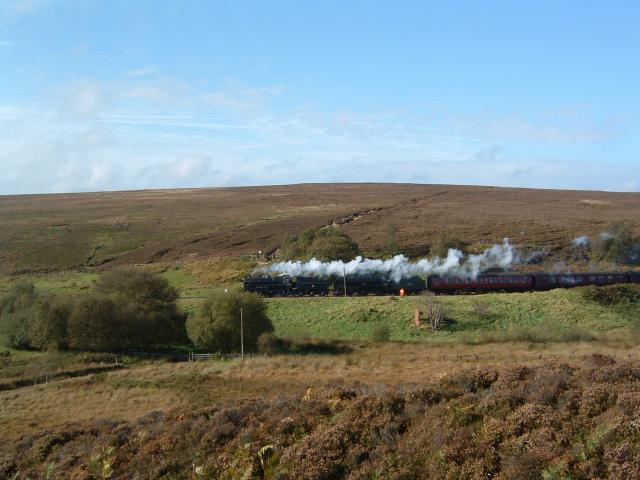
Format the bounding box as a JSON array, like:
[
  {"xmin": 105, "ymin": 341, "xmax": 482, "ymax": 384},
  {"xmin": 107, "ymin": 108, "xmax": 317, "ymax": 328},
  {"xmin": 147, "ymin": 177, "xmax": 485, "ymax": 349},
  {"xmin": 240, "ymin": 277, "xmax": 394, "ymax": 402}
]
[
  {"xmin": 94, "ymin": 269, "xmax": 187, "ymax": 347},
  {"xmin": 370, "ymin": 323, "xmax": 391, "ymax": 343},
  {"xmin": 581, "ymin": 284, "xmax": 640, "ymax": 306},
  {"xmin": 280, "ymin": 228, "xmax": 359, "ymax": 261},
  {"xmin": 29, "ymin": 294, "xmax": 73, "ymax": 350},
  {"xmin": 67, "ymin": 293, "xmax": 120, "ymax": 351},
  {"xmin": 0, "ymin": 269, "xmax": 187, "ymax": 352},
  {"xmin": 0, "ymin": 283, "xmax": 38, "ymax": 349},
  {"xmin": 590, "ymin": 221, "xmax": 639, "ymax": 264},
  {"xmin": 187, "ymin": 290, "xmax": 273, "ymax": 353},
  {"xmin": 95, "ymin": 269, "xmax": 179, "ymax": 307}
]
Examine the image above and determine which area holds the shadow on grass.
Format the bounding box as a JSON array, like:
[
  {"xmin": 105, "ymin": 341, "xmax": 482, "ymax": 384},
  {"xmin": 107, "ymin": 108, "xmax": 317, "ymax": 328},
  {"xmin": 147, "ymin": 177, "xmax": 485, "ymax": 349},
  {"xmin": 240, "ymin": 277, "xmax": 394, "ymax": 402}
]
[{"xmin": 258, "ymin": 334, "xmax": 353, "ymax": 355}]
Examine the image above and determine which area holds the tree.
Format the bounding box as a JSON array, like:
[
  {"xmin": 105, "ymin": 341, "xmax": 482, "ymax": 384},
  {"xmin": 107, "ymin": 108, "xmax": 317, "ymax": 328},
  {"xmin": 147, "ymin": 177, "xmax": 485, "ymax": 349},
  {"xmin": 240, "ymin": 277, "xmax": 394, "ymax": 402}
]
[
  {"xmin": 0, "ymin": 283, "xmax": 73, "ymax": 350},
  {"xmin": 279, "ymin": 228, "xmax": 360, "ymax": 262},
  {"xmin": 95, "ymin": 269, "xmax": 187, "ymax": 346},
  {"xmin": 0, "ymin": 283, "xmax": 37, "ymax": 349},
  {"xmin": 187, "ymin": 290, "xmax": 273, "ymax": 353},
  {"xmin": 29, "ymin": 294, "xmax": 73, "ymax": 350},
  {"xmin": 306, "ymin": 228, "xmax": 360, "ymax": 261},
  {"xmin": 67, "ymin": 293, "xmax": 121, "ymax": 351}
]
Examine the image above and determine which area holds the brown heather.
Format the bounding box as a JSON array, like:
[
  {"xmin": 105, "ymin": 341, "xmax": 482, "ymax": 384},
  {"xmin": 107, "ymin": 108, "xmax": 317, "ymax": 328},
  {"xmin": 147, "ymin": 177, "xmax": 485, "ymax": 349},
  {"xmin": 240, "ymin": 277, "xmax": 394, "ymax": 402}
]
[{"xmin": 2, "ymin": 349, "xmax": 640, "ymax": 479}]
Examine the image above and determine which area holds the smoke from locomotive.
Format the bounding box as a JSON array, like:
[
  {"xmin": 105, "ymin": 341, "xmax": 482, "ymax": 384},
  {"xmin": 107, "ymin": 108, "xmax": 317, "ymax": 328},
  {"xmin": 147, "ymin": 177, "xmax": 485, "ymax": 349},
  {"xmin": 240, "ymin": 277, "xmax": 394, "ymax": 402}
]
[{"xmin": 265, "ymin": 239, "xmax": 515, "ymax": 281}]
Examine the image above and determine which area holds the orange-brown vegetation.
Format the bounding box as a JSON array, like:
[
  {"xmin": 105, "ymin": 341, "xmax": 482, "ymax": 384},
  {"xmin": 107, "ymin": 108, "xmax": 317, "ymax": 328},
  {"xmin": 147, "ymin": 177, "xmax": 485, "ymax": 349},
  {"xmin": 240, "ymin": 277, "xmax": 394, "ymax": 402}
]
[
  {"xmin": 1, "ymin": 343, "xmax": 640, "ymax": 477},
  {"xmin": 3, "ymin": 351, "xmax": 640, "ymax": 479}
]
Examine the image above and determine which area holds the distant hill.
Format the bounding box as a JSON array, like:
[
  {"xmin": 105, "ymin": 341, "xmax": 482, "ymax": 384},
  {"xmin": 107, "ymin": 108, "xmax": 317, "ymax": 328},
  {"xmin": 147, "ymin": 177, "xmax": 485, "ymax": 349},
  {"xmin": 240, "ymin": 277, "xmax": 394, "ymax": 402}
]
[{"xmin": 1, "ymin": 183, "xmax": 639, "ymax": 274}]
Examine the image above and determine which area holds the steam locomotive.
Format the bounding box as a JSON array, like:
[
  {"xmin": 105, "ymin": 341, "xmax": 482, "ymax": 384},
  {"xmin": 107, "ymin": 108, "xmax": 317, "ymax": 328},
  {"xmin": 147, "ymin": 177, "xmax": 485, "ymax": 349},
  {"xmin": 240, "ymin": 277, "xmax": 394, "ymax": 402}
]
[{"xmin": 244, "ymin": 271, "xmax": 640, "ymax": 297}]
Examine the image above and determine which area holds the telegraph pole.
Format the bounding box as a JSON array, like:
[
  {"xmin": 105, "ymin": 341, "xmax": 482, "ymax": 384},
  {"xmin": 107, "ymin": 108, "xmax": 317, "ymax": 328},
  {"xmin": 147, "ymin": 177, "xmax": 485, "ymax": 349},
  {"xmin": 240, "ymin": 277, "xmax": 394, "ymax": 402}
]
[
  {"xmin": 240, "ymin": 307, "xmax": 244, "ymax": 359},
  {"xmin": 343, "ymin": 265, "xmax": 347, "ymax": 299}
]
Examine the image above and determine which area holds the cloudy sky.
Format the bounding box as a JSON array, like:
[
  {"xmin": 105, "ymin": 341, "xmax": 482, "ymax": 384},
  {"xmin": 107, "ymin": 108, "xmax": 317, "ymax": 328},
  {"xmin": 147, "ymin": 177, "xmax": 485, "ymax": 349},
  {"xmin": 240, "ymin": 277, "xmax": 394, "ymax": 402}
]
[{"xmin": 1, "ymin": 0, "xmax": 639, "ymax": 194}]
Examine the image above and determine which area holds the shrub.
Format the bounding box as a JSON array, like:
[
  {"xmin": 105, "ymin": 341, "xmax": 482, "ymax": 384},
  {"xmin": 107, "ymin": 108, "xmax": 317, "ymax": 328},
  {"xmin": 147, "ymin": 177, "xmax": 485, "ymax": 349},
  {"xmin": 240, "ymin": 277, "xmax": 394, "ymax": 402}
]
[
  {"xmin": 94, "ymin": 269, "xmax": 188, "ymax": 347},
  {"xmin": 0, "ymin": 283, "xmax": 75, "ymax": 351},
  {"xmin": 370, "ymin": 323, "xmax": 391, "ymax": 343},
  {"xmin": 0, "ymin": 283, "xmax": 38, "ymax": 349},
  {"xmin": 581, "ymin": 284, "xmax": 640, "ymax": 306},
  {"xmin": 280, "ymin": 228, "xmax": 359, "ymax": 261},
  {"xmin": 0, "ymin": 269, "xmax": 187, "ymax": 352},
  {"xmin": 307, "ymin": 229, "xmax": 360, "ymax": 261},
  {"xmin": 95, "ymin": 269, "xmax": 179, "ymax": 307},
  {"xmin": 67, "ymin": 293, "xmax": 121, "ymax": 351},
  {"xmin": 590, "ymin": 221, "xmax": 638, "ymax": 264},
  {"xmin": 418, "ymin": 293, "xmax": 448, "ymax": 331},
  {"xmin": 29, "ymin": 294, "xmax": 73, "ymax": 350},
  {"xmin": 187, "ymin": 290, "xmax": 273, "ymax": 353}
]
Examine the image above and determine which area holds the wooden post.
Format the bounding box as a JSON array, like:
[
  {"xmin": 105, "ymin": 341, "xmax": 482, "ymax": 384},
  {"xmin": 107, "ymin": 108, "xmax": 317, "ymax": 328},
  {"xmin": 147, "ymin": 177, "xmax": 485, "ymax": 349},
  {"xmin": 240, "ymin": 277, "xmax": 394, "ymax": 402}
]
[
  {"xmin": 240, "ymin": 307, "xmax": 244, "ymax": 359},
  {"xmin": 343, "ymin": 265, "xmax": 347, "ymax": 299},
  {"xmin": 414, "ymin": 309, "xmax": 423, "ymax": 327}
]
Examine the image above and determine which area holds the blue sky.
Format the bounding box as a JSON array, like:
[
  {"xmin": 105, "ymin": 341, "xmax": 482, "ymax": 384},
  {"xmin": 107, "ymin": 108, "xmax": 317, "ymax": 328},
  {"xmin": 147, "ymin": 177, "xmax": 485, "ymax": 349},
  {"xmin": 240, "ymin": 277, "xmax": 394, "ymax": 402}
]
[{"xmin": 0, "ymin": 0, "xmax": 639, "ymax": 194}]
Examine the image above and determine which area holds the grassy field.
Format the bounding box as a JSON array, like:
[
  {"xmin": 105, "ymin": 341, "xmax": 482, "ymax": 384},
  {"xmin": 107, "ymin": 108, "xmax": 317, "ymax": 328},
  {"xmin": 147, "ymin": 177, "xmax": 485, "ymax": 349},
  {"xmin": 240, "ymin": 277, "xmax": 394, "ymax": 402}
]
[
  {"xmin": 266, "ymin": 289, "xmax": 640, "ymax": 343},
  {"xmin": 3, "ymin": 266, "xmax": 639, "ymax": 344}
]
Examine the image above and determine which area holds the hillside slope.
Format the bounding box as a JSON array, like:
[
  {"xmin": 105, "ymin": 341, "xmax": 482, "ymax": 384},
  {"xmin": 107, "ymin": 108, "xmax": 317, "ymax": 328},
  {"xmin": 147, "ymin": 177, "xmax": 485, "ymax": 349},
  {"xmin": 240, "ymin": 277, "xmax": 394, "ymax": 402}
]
[{"xmin": 1, "ymin": 183, "xmax": 638, "ymax": 273}]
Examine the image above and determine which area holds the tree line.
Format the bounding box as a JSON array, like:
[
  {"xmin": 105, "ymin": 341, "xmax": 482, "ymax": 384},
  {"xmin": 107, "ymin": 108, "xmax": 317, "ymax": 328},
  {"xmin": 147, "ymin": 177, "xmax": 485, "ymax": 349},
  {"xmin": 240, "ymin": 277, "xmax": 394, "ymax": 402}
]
[{"xmin": 0, "ymin": 269, "xmax": 273, "ymax": 353}]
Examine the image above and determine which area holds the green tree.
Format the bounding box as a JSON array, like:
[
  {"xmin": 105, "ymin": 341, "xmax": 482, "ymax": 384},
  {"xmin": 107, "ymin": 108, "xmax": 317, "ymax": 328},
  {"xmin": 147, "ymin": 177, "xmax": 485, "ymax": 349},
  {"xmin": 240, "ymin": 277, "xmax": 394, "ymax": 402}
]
[
  {"xmin": 306, "ymin": 228, "xmax": 360, "ymax": 261},
  {"xmin": 29, "ymin": 294, "xmax": 73, "ymax": 350},
  {"xmin": 280, "ymin": 228, "xmax": 360, "ymax": 262},
  {"xmin": 95, "ymin": 269, "xmax": 187, "ymax": 346},
  {"xmin": 0, "ymin": 283, "xmax": 38, "ymax": 349},
  {"xmin": 187, "ymin": 290, "xmax": 273, "ymax": 353},
  {"xmin": 67, "ymin": 293, "xmax": 121, "ymax": 351}
]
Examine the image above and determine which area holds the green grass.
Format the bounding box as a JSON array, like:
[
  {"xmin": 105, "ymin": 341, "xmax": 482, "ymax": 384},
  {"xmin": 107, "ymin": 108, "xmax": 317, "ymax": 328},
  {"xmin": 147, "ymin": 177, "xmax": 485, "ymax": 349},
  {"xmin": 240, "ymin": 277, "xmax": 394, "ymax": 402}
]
[
  {"xmin": 266, "ymin": 289, "xmax": 640, "ymax": 343},
  {"xmin": 0, "ymin": 271, "xmax": 100, "ymax": 295},
  {"xmin": 0, "ymin": 265, "xmax": 209, "ymax": 298},
  {"xmin": 3, "ymin": 267, "xmax": 638, "ymax": 346}
]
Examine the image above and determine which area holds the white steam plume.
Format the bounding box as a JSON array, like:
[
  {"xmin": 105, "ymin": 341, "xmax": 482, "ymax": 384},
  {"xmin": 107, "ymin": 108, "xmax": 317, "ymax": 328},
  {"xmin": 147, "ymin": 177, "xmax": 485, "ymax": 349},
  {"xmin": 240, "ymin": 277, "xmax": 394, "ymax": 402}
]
[
  {"xmin": 572, "ymin": 235, "xmax": 591, "ymax": 247},
  {"xmin": 265, "ymin": 239, "xmax": 516, "ymax": 281}
]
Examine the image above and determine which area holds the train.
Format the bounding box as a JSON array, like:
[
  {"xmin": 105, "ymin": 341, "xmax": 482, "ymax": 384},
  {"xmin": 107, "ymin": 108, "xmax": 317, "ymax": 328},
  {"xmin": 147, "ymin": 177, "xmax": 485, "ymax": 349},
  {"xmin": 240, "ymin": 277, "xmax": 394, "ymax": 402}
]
[{"xmin": 244, "ymin": 271, "xmax": 640, "ymax": 297}]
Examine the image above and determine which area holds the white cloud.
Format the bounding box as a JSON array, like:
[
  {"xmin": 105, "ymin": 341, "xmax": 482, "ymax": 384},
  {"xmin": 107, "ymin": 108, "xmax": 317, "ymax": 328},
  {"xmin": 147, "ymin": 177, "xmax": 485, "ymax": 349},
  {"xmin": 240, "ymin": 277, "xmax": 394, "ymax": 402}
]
[
  {"xmin": 202, "ymin": 85, "xmax": 282, "ymax": 112},
  {"xmin": 0, "ymin": 72, "xmax": 638, "ymax": 195},
  {"xmin": 453, "ymin": 112, "xmax": 614, "ymax": 144},
  {"xmin": 63, "ymin": 81, "xmax": 105, "ymax": 116},
  {"xmin": 120, "ymin": 79, "xmax": 190, "ymax": 104},
  {"xmin": 137, "ymin": 155, "xmax": 232, "ymax": 189},
  {"xmin": 125, "ymin": 65, "xmax": 160, "ymax": 77},
  {"xmin": 0, "ymin": 0, "xmax": 51, "ymax": 15}
]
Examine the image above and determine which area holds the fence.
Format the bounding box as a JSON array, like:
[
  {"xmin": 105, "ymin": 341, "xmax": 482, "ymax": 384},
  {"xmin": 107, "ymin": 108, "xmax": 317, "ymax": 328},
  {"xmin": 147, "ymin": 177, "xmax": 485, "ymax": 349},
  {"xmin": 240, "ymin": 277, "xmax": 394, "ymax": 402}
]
[{"xmin": 125, "ymin": 350, "xmax": 259, "ymax": 362}]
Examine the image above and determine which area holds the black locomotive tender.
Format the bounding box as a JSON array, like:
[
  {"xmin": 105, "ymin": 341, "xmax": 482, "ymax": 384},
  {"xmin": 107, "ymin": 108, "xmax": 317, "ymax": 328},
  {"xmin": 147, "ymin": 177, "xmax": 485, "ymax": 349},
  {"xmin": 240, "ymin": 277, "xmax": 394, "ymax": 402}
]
[{"xmin": 244, "ymin": 271, "xmax": 640, "ymax": 296}]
